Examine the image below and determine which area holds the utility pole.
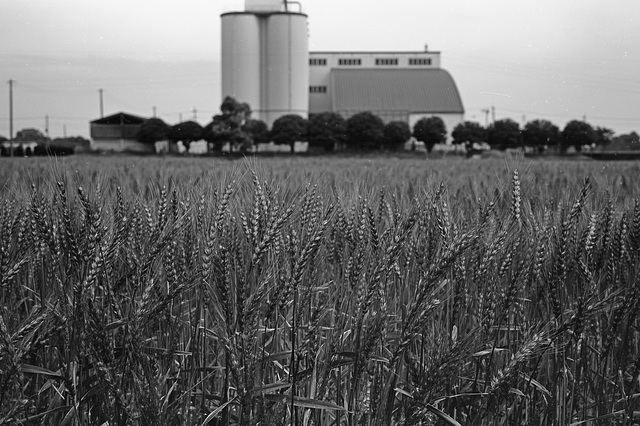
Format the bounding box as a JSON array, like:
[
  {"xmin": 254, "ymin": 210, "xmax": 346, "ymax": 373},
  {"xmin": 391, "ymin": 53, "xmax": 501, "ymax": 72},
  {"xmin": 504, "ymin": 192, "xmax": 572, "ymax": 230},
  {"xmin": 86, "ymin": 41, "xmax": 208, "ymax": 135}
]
[
  {"xmin": 153, "ymin": 106, "xmax": 156, "ymax": 118},
  {"xmin": 8, "ymin": 79, "xmax": 14, "ymax": 157},
  {"xmin": 192, "ymin": 107, "xmax": 197, "ymax": 121},
  {"xmin": 481, "ymin": 108, "xmax": 490, "ymax": 127},
  {"xmin": 179, "ymin": 113, "xmax": 183, "ymax": 123},
  {"xmin": 45, "ymin": 115, "xmax": 49, "ymax": 138},
  {"xmin": 99, "ymin": 89, "xmax": 104, "ymax": 118},
  {"xmin": 491, "ymin": 105, "xmax": 496, "ymax": 124}
]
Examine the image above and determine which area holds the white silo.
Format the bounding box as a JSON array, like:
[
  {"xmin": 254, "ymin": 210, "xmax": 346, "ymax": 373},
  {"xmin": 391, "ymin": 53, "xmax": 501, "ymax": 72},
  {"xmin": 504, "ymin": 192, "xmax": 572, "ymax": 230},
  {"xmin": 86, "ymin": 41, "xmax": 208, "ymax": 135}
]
[
  {"xmin": 245, "ymin": 0, "xmax": 283, "ymax": 12},
  {"xmin": 264, "ymin": 12, "xmax": 309, "ymax": 125},
  {"xmin": 221, "ymin": 0, "xmax": 309, "ymax": 127},
  {"xmin": 220, "ymin": 13, "xmax": 261, "ymax": 113}
]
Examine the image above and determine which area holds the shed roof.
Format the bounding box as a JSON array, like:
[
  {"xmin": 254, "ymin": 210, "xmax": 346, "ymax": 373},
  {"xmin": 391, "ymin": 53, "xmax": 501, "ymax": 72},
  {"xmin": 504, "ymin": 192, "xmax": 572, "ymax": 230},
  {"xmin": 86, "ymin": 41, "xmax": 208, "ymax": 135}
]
[
  {"xmin": 90, "ymin": 112, "xmax": 147, "ymax": 125},
  {"xmin": 331, "ymin": 68, "xmax": 464, "ymax": 114}
]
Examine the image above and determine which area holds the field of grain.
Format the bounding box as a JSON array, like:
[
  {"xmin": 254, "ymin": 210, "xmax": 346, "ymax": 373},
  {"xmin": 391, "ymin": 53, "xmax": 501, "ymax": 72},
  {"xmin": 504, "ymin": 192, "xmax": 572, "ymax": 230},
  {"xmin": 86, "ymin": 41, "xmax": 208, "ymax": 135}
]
[{"xmin": 2, "ymin": 154, "xmax": 640, "ymax": 425}]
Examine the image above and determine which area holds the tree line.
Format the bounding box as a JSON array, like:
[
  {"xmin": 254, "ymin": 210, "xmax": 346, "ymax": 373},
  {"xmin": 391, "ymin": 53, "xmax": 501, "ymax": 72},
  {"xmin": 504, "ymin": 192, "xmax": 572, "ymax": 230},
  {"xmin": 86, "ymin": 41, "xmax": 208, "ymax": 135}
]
[
  {"xmin": 454, "ymin": 118, "xmax": 628, "ymax": 154},
  {"xmin": 136, "ymin": 96, "xmax": 448, "ymax": 154},
  {"xmin": 139, "ymin": 96, "xmax": 637, "ymax": 155},
  {"xmin": 0, "ymin": 128, "xmax": 91, "ymax": 156},
  {"xmin": 3, "ymin": 96, "xmax": 636, "ymax": 156}
]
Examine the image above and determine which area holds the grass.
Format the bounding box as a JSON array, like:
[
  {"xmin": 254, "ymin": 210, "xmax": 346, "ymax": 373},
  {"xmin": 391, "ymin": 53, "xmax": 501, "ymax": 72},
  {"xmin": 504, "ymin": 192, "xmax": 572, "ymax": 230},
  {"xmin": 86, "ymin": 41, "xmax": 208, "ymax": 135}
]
[{"xmin": 1, "ymin": 154, "xmax": 640, "ymax": 425}]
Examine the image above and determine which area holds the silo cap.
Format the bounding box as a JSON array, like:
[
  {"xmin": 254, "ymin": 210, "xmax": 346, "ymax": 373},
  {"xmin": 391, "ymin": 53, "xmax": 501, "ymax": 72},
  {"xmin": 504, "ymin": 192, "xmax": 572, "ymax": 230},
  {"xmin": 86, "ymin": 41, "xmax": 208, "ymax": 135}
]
[{"xmin": 245, "ymin": 0, "xmax": 283, "ymax": 12}]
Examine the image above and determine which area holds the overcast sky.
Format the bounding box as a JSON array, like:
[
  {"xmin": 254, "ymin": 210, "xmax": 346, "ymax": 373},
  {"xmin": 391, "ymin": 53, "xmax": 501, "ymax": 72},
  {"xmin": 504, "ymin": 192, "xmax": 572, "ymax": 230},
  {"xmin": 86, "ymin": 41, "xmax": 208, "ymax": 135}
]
[{"xmin": 1, "ymin": 0, "xmax": 639, "ymax": 138}]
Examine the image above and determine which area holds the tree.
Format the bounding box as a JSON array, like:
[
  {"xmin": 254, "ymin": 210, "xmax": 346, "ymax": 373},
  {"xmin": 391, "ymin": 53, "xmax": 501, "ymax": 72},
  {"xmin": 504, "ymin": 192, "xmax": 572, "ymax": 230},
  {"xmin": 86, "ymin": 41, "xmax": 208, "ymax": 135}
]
[
  {"xmin": 487, "ymin": 119, "xmax": 522, "ymax": 150},
  {"xmin": 14, "ymin": 128, "xmax": 49, "ymax": 143},
  {"xmin": 243, "ymin": 119, "xmax": 269, "ymax": 145},
  {"xmin": 522, "ymin": 119, "xmax": 560, "ymax": 152},
  {"xmin": 612, "ymin": 131, "xmax": 640, "ymax": 147},
  {"xmin": 204, "ymin": 115, "xmax": 253, "ymax": 153},
  {"xmin": 561, "ymin": 120, "xmax": 596, "ymax": 153},
  {"xmin": 452, "ymin": 121, "xmax": 486, "ymax": 153},
  {"xmin": 51, "ymin": 136, "xmax": 91, "ymax": 149},
  {"xmin": 308, "ymin": 112, "xmax": 347, "ymax": 151},
  {"xmin": 270, "ymin": 114, "xmax": 307, "ymax": 154},
  {"xmin": 203, "ymin": 96, "xmax": 254, "ymax": 153},
  {"xmin": 413, "ymin": 116, "xmax": 447, "ymax": 153},
  {"xmin": 0, "ymin": 135, "xmax": 7, "ymax": 143},
  {"xmin": 169, "ymin": 121, "xmax": 203, "ymax": 152},
  {"xmin": 221, "ymin": 96, "xmax": 251, "ymax": 124},
  {"xmin": 383, "ymin": 121, "xmax": 411, "ymax": 151},
  {"xmin": 44, "ymin": 136, "xmax": 91, "ymax": 155},
  {"xmin": 137, "ymin": 118, "xmax": 171, "ymax": 144},
  {"xmin": 346, "ymin": 111, "xmax": 384, "ymax": 151},
  {"xmin": 203, "ymin": 116, "xmax": 228, "ymax": 152},
  {"xmin": 595, "ymin": 126, "xmax": 614, "ymax": 147}
]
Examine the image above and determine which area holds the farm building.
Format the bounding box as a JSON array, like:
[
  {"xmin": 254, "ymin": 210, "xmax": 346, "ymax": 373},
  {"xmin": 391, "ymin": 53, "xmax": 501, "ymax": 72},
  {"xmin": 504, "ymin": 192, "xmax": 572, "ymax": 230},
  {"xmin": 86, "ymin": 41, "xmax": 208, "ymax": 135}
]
[
  {"xmin": 308, "ymin": 51, "xmax": 464, "ymax": 143},
  {"xmin": 90, "ymin": 112, "xmax": 153, "ymax": 153},
  {"xmin": 221, "ymin": 1, "xmax": 464, "ymax": 141}
]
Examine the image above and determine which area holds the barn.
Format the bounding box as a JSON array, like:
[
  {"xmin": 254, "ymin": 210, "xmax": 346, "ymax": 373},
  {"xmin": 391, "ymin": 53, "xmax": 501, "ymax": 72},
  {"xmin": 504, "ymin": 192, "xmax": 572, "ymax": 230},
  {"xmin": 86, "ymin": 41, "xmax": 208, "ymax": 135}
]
[
  {"xmin": 90, "ymin": 112, "xmax": 153, "ymax": 153},
  {"xmin": 308, "ymin": 50, "xmax": 465, "ymax": 143}
]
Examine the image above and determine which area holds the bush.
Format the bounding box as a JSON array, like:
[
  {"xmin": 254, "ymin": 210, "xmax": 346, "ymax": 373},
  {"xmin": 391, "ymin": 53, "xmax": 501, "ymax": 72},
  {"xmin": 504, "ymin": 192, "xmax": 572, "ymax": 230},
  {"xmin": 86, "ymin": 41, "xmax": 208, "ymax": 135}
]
[
  {"xmin": 137, "ymin": 118, "xmax": 171, "ymax": 145},
  {"xmin": 346, "ymin": 111, "xmax": 384, "ymax": 151},
  {"xmin": 522, "ymin": 119, "xmax": 560, "ymax": 152},
  {"xmin": 308, "ymin": 112, "xmax": 347, "ymax": 151},
  {"xmin": 487, "ymin": 118, "xmax": 522, "ymax": 150},
  {"xmin": 383, "ymin": 121, "xmax": 411, "ymax": 151},
  {"xmin": 413, "ymin": 116, "xmax": 447, "ymax": 152},
  {"xmin": 452, "ymin": 121, "xmax": 487, "ymax": 153},
  {"xmin": 243, "ymin": 119, "xmax": 270, "ymax": 146},
  {"xmin": 270, "ymin": 114, "xmax": 308, "ymax": 154},
  {"xmin": 561, "ymin": 120, "xmax": 596, "ymax": 153},
  {"xmin": 169, "ymin": 121, "xmax": 203, "ymax": 152}
]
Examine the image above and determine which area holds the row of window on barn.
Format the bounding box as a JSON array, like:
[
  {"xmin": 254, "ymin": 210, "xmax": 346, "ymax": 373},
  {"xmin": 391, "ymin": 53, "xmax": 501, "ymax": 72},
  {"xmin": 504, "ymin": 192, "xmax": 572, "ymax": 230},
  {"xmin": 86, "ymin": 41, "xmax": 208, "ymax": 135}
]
[{"xmin": 309, "ymin": 58, "xmax": 432, "ymax": 66}]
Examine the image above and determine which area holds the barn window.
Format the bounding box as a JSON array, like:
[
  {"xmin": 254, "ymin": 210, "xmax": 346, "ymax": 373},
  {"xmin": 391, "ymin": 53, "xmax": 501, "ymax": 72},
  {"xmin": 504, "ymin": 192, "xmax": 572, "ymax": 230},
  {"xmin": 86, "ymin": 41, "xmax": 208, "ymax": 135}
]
[{"xmin": 338, "ymin": 58, "xmax": 362, "ymax": 66}]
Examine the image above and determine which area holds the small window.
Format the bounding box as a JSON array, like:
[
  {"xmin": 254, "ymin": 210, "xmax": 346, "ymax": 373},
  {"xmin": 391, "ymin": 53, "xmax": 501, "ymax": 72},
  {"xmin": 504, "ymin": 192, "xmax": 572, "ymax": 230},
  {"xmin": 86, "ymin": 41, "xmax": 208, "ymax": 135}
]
[
  {"xmin": 338, "ymin": 58, "xmax": 362, "ymax": 66},
  {"xmin": 409, "ymin": 58, "xmax": 432, "ymax": 66},
  {"xmin": 310, "ymin": 58, "xmax": 327, "ymax": 66},
  {"xmin": 375, "ymin": 58, "xmax": 398, "ymax": 66},
  {"xmin": 309, "ymin": 86, "xmax": 327, "ymax": 93}
]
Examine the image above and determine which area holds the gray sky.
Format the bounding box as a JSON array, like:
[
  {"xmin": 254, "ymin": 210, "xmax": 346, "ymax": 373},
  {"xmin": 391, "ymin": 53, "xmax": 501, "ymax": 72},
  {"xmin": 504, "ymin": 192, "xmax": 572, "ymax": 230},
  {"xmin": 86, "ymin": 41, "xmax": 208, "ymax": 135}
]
[{"xmin": 1, "ymin": 0, "xmax": 639, "ymax": 139}]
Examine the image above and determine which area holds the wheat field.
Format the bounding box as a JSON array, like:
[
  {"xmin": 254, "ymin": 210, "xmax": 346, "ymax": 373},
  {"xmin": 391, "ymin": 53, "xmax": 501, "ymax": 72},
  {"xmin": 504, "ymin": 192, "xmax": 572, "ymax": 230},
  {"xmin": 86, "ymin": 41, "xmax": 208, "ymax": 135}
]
[{"xmin": 2, "ymin": 155, "xmax": 640, "ymax": 425}]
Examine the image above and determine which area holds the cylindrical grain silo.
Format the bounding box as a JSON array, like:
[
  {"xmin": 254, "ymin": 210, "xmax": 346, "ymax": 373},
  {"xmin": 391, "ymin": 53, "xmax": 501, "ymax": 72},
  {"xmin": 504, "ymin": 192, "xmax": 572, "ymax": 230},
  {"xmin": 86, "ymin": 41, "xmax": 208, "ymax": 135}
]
[
  {"xmin": 220, "ymin": 2, "xmax": 309, "ymax": 127},
  {"xmin": 264, "ymin": 12, "xmax": 309, "ymax": 126},
  {"xmin": 220, "ymin": 12, "xmax": 262, "ymax": 116}
]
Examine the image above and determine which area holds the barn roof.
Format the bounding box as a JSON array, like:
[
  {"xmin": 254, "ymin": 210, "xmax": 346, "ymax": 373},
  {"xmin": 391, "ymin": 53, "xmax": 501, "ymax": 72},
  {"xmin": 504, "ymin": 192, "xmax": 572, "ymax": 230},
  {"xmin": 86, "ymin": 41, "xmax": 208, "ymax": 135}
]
[
  {"xmin": 331, "ymin": 68, "xmax": 464, "ymax": 115},
  {"xmin": 90, "ymin": 112, "xmax": 147, "ymax": 125}
]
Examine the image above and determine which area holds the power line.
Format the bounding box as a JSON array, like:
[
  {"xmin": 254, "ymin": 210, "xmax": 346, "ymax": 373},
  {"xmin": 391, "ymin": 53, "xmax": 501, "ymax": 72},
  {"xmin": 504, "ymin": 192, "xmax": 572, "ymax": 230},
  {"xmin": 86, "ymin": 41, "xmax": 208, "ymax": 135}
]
[
  {"xmin": 497, "ymin": 106, "xmax": 640, "ymax": 122},
  {"xmin": 466, "ymin": 105, "xmax": 640, "ymax": 123},
  {"xmin": 15, "ymin": 75, "xmax": 218, "ymax": 91},
  {"xmin": 448, "ymin": 58, "xmax": 640, "ymax": 95},
  {"xmin": 0, "ymin": 115, "xmax": 89, "ymax": 121},
  {"xmin": 450, "ymin": 55, "xmax": 640, "ymax": 87}
]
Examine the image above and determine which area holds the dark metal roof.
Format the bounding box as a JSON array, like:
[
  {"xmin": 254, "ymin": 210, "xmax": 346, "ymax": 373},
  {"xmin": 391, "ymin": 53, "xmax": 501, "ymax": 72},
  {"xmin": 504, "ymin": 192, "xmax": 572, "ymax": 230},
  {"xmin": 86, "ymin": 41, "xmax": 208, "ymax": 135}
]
[
  {"xmin": 331, "ymin": 68, "xmax": 464, "ymax": 114},
  {"xmin": 90, "ymin": 112, "xmax": 147, "ymax": 125}
]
